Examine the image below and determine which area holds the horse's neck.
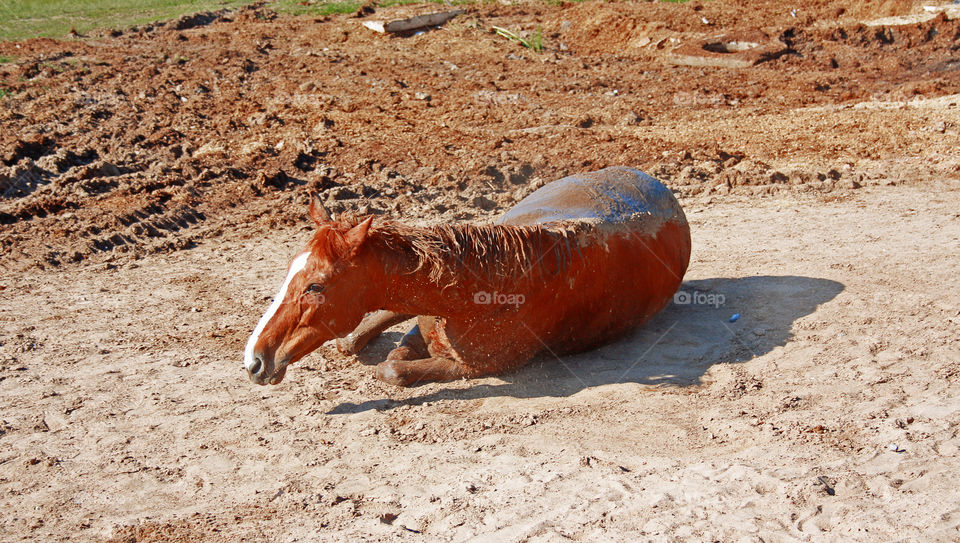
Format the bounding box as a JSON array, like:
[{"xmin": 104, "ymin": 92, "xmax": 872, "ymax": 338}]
[
  {"xmin": 368, "ymin": 222, "xmax": 552, "ymax": 318},
  {"xmin": 368, "ymin": 251, "xmax": 467, "ymax": 318}
]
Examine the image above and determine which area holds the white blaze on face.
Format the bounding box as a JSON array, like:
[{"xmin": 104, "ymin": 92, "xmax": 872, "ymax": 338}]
[{"xmin": 244, "ymin": 252, "xmax": 311, "ymax": 371}]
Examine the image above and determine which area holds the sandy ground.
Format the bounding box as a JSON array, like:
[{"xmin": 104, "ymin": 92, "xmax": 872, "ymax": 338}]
[
  {"xmin": 2, "ymin": 182, "xmax": 958, "ymax": 541},
  {"xmin": 1, "ymin": 1, "xmax": 960, "ymax": 541}
]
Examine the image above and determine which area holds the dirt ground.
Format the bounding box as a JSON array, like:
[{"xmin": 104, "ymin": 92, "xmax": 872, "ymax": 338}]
[{"xmin": 1, "ymin": 0, "xmax": 959, "ymax": 540}]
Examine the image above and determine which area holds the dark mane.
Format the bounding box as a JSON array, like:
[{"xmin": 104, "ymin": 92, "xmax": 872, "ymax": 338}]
[{"xmin": 328, "ymin": 214, "xmax": 586, "ymax": 287}]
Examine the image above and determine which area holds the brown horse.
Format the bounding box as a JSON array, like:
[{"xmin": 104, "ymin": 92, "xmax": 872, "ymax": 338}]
[{"xmin": 244, "ymin": 167, "xmax": 691, "ymax": 386}]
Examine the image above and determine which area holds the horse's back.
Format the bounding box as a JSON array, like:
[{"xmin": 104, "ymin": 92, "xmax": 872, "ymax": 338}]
[{"xmin": 497, "ymin": 166, "xmax": 685, "ymax": 229}]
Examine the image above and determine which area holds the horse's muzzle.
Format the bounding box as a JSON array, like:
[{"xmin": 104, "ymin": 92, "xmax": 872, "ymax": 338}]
[{"xmin": 246, "ymin": 352, "xmax": 287, "ymax": 385}]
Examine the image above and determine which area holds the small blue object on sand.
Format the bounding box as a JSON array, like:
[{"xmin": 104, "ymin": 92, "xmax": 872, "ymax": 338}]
[{"xmin": 729, "ymin": 313, "xmax": 740, "ymax": 323}]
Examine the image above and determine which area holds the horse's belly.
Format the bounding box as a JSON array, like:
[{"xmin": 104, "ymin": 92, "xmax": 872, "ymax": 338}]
[{"xmin": 533, "ymin": 219, "xmax": 690, "ymax": 355}]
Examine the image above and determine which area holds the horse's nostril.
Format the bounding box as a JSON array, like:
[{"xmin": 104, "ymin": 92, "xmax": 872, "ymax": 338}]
[{"xmin": 249, "ymin": 355, "xmax": 263, "ymax": 377}]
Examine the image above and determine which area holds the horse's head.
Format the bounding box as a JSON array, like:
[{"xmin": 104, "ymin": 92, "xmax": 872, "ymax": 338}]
[{"xmin": 244, "ymin": 197, "xmax": 377, "ymax": 385}]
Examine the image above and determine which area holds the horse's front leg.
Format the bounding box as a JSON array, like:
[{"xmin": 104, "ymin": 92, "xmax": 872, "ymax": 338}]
[
  {"xmin": 336, "ymin": 310, "xmax": 413, "ymax": 354},
  {"xmin": 377, "ymin": 316, "xmax": 466, "ymax": 385},
  {"xmin": 375, "ymin": 356, "xmax": 468, "ymax": 387}
]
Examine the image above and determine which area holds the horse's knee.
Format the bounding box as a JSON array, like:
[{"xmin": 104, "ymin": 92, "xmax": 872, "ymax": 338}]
[
  {"xmin": 376, "ymin": 359, "xmax": 417, "ymax": 386},
  {"xmin": 386, "ymin": 345, "xmax": 419, "ymax": 362}
]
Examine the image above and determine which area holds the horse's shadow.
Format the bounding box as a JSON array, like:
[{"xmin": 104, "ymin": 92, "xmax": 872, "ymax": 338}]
[{"xmin": 328, "ymin": 275, "xmax": 843, "ymax": 414}]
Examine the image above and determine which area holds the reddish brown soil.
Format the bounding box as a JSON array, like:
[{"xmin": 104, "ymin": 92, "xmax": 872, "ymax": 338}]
[
  {"xmin": 1, "ymin": 1, "xmax": 960, "ymax": 541},
  {"xmin": 2, "ymin": 1, "xmax": 959, "ymax": 269}
]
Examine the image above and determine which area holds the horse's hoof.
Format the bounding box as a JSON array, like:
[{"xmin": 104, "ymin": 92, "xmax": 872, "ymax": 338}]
[
  {"xmin": 336, "ymin": 335, "xmax": 359, "ymax": 354},
  {"xmin": 376, "ymin": 361, "xmax": 408, "ymax": 386}
]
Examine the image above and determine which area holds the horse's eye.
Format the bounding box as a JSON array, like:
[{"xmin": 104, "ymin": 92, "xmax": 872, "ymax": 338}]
[{"xmin": 305, "ymin": 283, "xmax": 325, "ymax": 293}]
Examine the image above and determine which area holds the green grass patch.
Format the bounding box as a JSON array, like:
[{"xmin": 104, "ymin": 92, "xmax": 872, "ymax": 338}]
[
  {"xmin": 0, "ymin": 55, "xmax": 16, "ymax": 63},
  {"xmin": 492, "ymin": 25, "xmax": 543, "ymax": 53},
  {"xmin": 266, "ymin": 0, "xmax": 463, "ymax": 17},
  {"xmin": 266, "ymin": 0, "xmax": 364, "ymax": 16},
  {"xmin": 0, "ymin": 0, "xmax": 251, "ymax": 42},
  {"xmin": 0, "ymin": 0, "xmax": 480, "ymax": 42},
  {"xmin": 0, "ymin": 88, "xmax": 9, "ymax": 99}
]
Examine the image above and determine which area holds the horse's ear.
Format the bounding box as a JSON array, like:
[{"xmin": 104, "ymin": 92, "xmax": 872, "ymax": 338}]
[
  {"xmin": 343, "ymin": 216, "xmax": 374, "ymax": 256},
  {"xmin": 309, "ymin": 194, "xmax": 331, "ymax": 225}
]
